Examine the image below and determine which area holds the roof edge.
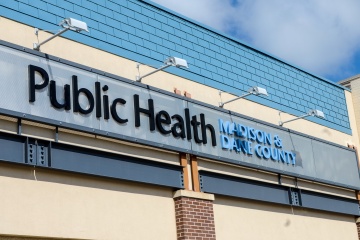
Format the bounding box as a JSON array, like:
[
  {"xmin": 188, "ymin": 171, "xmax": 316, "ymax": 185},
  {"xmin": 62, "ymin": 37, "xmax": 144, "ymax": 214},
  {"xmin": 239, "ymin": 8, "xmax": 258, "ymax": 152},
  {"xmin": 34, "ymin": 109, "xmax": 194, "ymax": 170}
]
[{"xmin": 339, "ymin": 74, "xmax": 360, "ymax": 84}]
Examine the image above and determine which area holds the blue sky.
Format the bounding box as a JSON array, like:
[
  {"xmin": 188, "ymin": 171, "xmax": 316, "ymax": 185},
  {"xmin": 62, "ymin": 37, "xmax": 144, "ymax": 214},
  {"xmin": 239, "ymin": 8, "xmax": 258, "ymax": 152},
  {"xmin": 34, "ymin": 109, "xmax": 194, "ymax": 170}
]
[{"xmin": 151, "ymin": 0, "xmax": 360, "ymax": 82}]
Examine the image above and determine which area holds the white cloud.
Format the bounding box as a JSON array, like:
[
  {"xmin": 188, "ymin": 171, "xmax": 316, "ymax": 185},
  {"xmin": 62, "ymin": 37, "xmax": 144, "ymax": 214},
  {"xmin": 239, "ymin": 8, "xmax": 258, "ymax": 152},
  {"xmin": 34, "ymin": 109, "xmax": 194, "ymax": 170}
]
[
  {"xmin": 150, "ymin": 0, "xmax": 235, "ymax": 31},
  {"xmin": 151, "ymin": 0, "xmax": 360, "ymax": 80}
]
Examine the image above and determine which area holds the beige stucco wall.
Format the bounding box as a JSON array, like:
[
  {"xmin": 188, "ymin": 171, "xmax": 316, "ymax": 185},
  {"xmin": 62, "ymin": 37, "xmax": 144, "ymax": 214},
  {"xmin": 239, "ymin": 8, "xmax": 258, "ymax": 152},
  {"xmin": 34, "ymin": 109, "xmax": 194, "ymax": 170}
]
[
  {"xmin": 0, "ymin": 163, "xmax": 177, "ymax": 240},
  {"xmin": 214, "ymin": 196, "xmax": 358, "ymax": 240},
  {"xmin": 0, "ymin": 17, "xmax": 357, "ymax": 148}
]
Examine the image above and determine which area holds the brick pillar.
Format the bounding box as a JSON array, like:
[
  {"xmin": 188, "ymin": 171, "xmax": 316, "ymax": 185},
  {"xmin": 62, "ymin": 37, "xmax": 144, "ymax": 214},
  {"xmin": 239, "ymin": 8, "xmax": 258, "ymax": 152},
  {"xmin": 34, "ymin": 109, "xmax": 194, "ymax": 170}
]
[
  {"xmin": 357, "ymin": 218, "xmax": 360, "ymax": 239},
  {"xmin": 173, "ymin": 190, "xmax": 216, "ymax": 240}
]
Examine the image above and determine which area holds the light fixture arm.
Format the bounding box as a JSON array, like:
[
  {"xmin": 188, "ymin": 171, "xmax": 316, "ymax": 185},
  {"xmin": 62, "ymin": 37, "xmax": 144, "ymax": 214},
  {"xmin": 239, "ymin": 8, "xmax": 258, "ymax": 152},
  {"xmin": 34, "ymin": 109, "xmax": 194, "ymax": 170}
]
[
  {"xmin": 33, "ymin": 27, "xmax": 69, "ymax": 51},
  {"xmin": 136, "ymin": 64, "xmax": 171, "ymax": 82},
  {"xmin": 279, "ymin": 113, "xmax": 310, "ymax": 126},
  {"xmin": 279, "ymin": 109, "xmax": 325, "ymax": 126},
  {"xmin": 135, "ymin": 57, "xmax": 188, "ymax": 82},
  {"xmin": 33, "ymin": 18, "xmax": 88, "ymax": 51},
  {"xmin": 219, "ymin": 92, "xmax": 252, "ymax": 108},
  {"xmin": 219, "ymin": 86, "xmax": 268, "ymax": 108}
]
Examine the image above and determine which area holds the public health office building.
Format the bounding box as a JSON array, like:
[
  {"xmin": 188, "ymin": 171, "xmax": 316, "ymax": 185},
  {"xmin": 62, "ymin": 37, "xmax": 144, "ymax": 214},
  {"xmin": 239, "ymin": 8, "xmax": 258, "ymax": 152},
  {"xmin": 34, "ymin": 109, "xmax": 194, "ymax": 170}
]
[{"xmin": 0, "ymin": 1, "xmax": 360, "ymax": 240}]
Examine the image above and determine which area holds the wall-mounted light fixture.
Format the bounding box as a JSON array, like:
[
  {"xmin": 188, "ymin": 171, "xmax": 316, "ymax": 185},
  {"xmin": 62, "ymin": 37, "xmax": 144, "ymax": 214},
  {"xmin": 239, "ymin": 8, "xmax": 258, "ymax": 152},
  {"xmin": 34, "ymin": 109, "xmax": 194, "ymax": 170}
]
[
  {"xmin": 33, "ymin": 18, "xmax": 89, "ymax": 51},
  {"xmin": 136, "ymin": 57, "xmax": 188, "ymax": 82},
  {"xmin": 219, "ymin": 86, "xmax": 268, "ymax": 108},
  {"xmin": 279, "ymin": 109, "xmax": 325, "ymax": 126}
]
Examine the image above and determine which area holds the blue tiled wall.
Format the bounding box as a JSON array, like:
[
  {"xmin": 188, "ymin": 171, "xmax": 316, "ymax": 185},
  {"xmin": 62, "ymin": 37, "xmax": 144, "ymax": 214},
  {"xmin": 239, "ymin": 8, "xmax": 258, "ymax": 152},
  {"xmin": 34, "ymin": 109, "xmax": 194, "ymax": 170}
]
[{"xmin": 0, "ymin": 0, "xmax": 351, "ymax": 134}]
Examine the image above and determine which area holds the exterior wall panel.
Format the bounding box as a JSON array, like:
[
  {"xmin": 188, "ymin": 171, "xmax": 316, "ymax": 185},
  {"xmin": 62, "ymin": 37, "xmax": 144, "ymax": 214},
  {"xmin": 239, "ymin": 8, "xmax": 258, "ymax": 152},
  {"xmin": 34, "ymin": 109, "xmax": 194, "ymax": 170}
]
[
  {"xmin": 214, "ymin": 196, "xmax": 358, "ymax": 240},
  {"xmin": 0, "ymin": 164, "xmax": 177, "ymax": 240}
]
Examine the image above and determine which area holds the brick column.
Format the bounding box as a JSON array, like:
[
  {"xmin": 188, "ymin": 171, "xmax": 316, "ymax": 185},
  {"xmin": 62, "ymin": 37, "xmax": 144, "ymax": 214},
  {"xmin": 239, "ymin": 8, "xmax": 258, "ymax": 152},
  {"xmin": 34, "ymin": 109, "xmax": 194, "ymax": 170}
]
[
  {"xmin": 173, "ymin": 190, "xmax": 216, "ymax": 240},
  {"xmin": 357, "ymin": 218, "xmax": 360, "ymax": 240}
]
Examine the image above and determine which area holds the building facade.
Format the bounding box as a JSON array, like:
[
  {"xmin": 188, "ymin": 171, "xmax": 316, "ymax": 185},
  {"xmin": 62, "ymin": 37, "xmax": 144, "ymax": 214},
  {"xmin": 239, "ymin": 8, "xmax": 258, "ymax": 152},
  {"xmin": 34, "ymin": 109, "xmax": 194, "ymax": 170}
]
[
  {"xmin": 0, "ymin": 0, "xmax": 359, "ymax": 239},
  {"xmin": 340, "ymin": 74, "xmax": 360, "ymax": 145}
]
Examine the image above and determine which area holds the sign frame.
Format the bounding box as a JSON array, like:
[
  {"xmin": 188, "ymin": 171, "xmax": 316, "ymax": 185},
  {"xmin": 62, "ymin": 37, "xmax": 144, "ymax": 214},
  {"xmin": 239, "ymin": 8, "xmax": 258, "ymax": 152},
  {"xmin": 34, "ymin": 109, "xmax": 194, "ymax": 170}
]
[{"xmin": 0, "ymin": 40, "xmax": 359, "ymax": 190}]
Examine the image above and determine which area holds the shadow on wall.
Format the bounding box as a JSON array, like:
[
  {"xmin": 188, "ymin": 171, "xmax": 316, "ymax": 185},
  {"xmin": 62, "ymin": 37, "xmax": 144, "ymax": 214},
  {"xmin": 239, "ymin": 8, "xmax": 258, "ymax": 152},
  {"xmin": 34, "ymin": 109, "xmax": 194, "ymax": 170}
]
[
  {"xmin": 0, "ymin": 236, "xmax": 68, "ymax": 240},
  {"xmin": 0, "ymin": 162, "xmax": 173, "ymax": 199}
]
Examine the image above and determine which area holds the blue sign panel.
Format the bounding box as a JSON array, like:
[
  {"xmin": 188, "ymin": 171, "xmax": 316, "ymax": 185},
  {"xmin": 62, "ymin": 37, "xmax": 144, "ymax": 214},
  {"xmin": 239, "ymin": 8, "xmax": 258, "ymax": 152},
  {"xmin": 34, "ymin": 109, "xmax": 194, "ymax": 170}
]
[{"xmin": 219, "ymin": 119, "xmax": 296, "ymax": 165}]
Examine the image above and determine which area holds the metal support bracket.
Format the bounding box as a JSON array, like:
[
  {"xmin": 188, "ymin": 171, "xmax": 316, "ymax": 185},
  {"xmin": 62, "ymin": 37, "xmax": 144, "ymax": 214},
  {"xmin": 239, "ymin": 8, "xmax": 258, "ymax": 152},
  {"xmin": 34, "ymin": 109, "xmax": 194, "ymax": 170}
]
[
  {"xmin": 36, "ymin": 145, "xmax": 48, "ymax": 166},
  {"xmin": 26, "ymin": 143, "xmax": 36, "ymax": 165},
  {"xmin": 199, "ymin": 175, "xmax": 203, "ymax": 192},
  {"xmin": 17, "ymin": 118, "xmax": 21, "ymax": 135},
  {"xmin": 278, "ymin": 174, "xmax": 282, "ymax": 185},
  {"xmin": 26, "ymin": 141, "xmax": 48, "ymax": 166},
  {"xmin": 55, "ymin": 126, "xmax": 59, "ymax": 142},
  {"xmin": 289, "ymin": 188, "xmax": 302, "ymax": 206}
]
